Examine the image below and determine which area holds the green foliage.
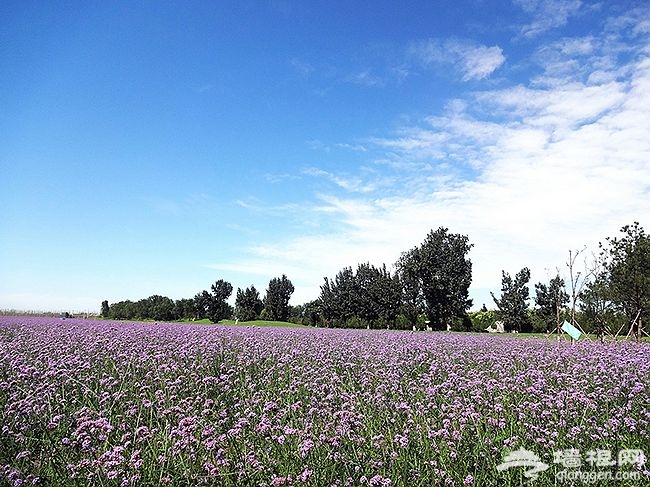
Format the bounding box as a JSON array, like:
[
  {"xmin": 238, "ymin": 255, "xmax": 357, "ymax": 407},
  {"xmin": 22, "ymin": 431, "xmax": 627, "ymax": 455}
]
[
  {"xmin": 207, "ymin": 280, "xmax": 234, "ymax": 323},
  {"xmin": 97, "ymin": 223, "xmax": 650, "ymax": 337},
  {"xmin": 534, "ymin": 275, "xmax": 569, "ymax": 331},
  {"xmin": 395, "ymin": 249, "xmax": 424, "ymax": 328},
  {"xmin": 579, "ymin": 268, "xmax": 615, "ymax": 336},
  {"xmin": 492, "ymin": 268, "xmax": 532, "ymax": 333},
  {"xmin": 105, "ymin": 295, "xmax": 192, "ymax": 322},
  {"xmin": 467, "ymin": 310, "xmax": 499, "ymax": 333},
  {"xmin": 393, "ymin": 312, "xmax": 427, "ymax": 330},
  {"xmin": 288, "ymin": 300, "xmax": 322, "ymax": 327},
  {"xmin": 193, "ymin": 290, "xmax": 212, "ymax": 320},
  {"xmin": 527, "ymin": 309, "xmax": 548, "ymax": 333},
  {"xmin": 320, "ymin": 266, "xmax": 355, "ymax": 326},
  {"xmin": 319, "ymin": 263, "xmax": 401, "ymax": 328},
  {"xmin": 396, "ymin": 227, "xmax": 473, "ymax": 330},
  {"xmin": 192, "ymin": 280, "xmax": 234, "ymax": 323},
  {"xmin": 235, "ymin": 285, "xmax": 263, "ymax": 321},
  {"xmin": 263, "ymin": 274, "xmax": 295, "ymax": 321},
  {"xmin": 600, "ymin": 222, "xmax": 650, "ymax": 334},
  {"xmin": 450, "ymin": 314, "xmax": 473, "ymax": 332},
  {"xmin": 173, "ymin": 298, "xmax": 196, "ymax": 321}
]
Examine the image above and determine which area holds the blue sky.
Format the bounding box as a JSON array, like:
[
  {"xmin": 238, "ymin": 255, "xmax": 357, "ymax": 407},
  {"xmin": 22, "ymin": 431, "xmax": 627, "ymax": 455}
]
[{"xmin": 2, "ymin": 0, "xmax": 649, "ymax": 312}]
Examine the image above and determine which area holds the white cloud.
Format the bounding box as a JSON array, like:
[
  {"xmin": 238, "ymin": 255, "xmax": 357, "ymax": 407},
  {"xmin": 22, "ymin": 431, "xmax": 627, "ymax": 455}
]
[
  {"xmin": 235, "ymin": 198, "xmax": 301, "ymax": 216},
  {"xmin": 456, "ymin": 44, "xmax": 507, "ymax": 81},
  {"xmin": 409, "ymin": 38, "xmax": 506, "ymax": 81},
  {"xmin": 335, "ymin": 143, "xmax": 368, "ymax": 152},
  {"xmin": 303, "ymin": 167, "xmax": 377, "ymax": 193},
  {"xmin": 514, "ymin": 0, "xmax": 583, "ymax": 38}
]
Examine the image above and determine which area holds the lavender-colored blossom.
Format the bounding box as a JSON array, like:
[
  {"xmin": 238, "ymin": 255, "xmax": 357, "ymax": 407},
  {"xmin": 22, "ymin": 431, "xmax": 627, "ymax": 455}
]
[{"xmin": 0, "ymin": 316, "xmax": 648, "ymax": 486}]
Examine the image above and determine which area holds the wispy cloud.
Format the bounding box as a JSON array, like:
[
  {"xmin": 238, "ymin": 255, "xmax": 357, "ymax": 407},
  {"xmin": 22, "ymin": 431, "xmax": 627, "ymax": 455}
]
[
  {"xmin": 289, "ymin": 57, "xmax": 315, "ymax": 78},
  {"xmin": 303, "ymin": 167, "xmax": 377, "ymax": 193},
  {"xmin": 346, "ymin": 69, "xmax": 385, "ymax": 87},
  {"xmin": 408, "ymin": 38, "xmax": 506, "ymax": 81},
  {"xmin": 514, "ymin": 0, "xmax": 583, "ymax": 38},
  {"xmin": 234, "ymin": 198, "xmax": 302, "ymax": 216},
  {"xmin": 264, "ymin": 172, "xmax": 300, "ymax": 184},
  {"xmin": 335, "ymin": 143, "xmax": 368, "ymax": 152}
]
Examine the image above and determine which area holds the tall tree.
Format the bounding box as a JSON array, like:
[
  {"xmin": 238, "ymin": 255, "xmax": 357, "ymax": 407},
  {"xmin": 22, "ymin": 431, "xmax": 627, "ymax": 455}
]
[
  {"xmin": 194, "ymin": 290, "xmax": 212, "ymax": 320},
  {"xmin": 320, "ymin": 267, "xmax": 355, "ymax": 326},
  {"xmin": 173, "ymin": 298, "xmax": 196, "ymax": 321},
  {"xmin": 353, "ymin": 263, "xmax": 402, "ymax": 328},
  {"xmin": 235, "ymin": 285, "xmax": 263, "ymax": 321},
  {"xmin": 207, "ymin": 279, "xmax": 234, "ymax": 323},
  {"xmin": 406, "ymin": 227, "xmax": 473, "ymax": 330},
  {"xmin": 101, "ymin": 300, "xmax": 110, "ymax": 318},
  {"xmin": 600, "ymin": 222, "xmax": 650, "ymax": 340},
  {"xmin": 319, "ymin": 263, "xmax": 401, "ymax": 328},
  {"xmin": 580, "ymin": 272, "xmax": 616, "ymax": 339},
  {"xmin": 492, "ymin": 268, "xmax": 532, "ymax": 332},
  {"xmin": 534, "ymin": 275, "xmax": 569, "ymax": 331},
  {"xmin": 301, "ymin": 299, "xmax": 322, "ymax": 327},
  {"xmin": 264, "ymin": 275, "xmax": 295, "ymax": 321},
  {"xmin": 395, "ymin": 248, "xmax": 424, "ymax": 328},
  {"xmin": 145, "ymin": 295, "xmax": 175, "ymax": 321}
]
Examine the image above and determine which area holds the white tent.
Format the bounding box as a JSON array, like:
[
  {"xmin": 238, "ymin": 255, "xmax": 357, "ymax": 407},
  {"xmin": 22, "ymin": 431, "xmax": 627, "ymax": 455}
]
[{"xmin": 486, "ymin": 320, "xmax": 505, "ymax": 333}]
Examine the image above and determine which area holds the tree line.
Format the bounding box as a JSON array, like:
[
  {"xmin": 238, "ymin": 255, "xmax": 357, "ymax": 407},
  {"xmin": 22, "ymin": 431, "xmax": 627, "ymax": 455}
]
[
  {"xmin": 101, "ymin": 223, "xmax": 649, "ymax": 336},
  {"xmin": 101, "ymin": 274, "xmax": 295, "ymax": 323}
]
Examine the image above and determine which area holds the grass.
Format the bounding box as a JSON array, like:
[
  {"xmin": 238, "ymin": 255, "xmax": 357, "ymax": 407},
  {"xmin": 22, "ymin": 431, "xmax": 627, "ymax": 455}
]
[
  {"xmin": 175, "ymin": 318, "xmax": 213, "ymax": 325},
  {"xmin": 164, "ymin": 318, "xmax": 308, "ymax": 328},
  {"xmin": 219, "ymin": 319, "xmax": 309, "ymax": 328}
]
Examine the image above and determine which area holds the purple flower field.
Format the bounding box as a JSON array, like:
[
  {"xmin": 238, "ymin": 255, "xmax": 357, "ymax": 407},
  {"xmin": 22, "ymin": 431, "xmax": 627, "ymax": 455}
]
[{"xmin": 1, "ymin": 316, "xmax": 648, "ymax": 486}]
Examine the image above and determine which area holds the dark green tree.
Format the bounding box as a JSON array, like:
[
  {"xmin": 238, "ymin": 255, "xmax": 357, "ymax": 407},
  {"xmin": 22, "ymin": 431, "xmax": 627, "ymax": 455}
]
[
  {"xmin": 320, "ymin": 267, "xmax": 356, "ymax": 326},
  {"xmin": 193, "ymin": 281, "xmax": 233, "ymax": 322},
  {"xmin": 395, "ymin": 248, "xmax": 424, "ymax": 329},
  {"xmin": 403, "ymin": 227, "xmax": 473, "ymax": 330},
  {"xmin": 353, "ymin": 263, "xmax": 402, "ymax": 328},
  {"xmin": 108, "ymin": 300, "xmax": 137, "ymax": 320},
  {"xmin": 301, "ymin": 299, "xmax": 322, "ymax": 326},
  {"xmin": 101, "ymin": 300, "xmax": 110, "ymax": 318},
  {"xmin": 319, "ymin": 264, "xmax": 401, "ymax": 328},
  {"xmin": 193, "ymin": 290, "xmax": 212, "ymax": 320},
  {"xmin": 144, "ymin": 295, "xmax": 175, "ymax": 321},
  {"xmin": 600, "ymin": 222, "xmax": 650, "ymax": 340},
  {"xmin": 264, "ymin": 275, "xmax": 295, "ymax": 321},
  {"xmin": 207, "ymin": 279, "xmax": 234, "ymax": 323},
  {"xmin": 534, "ymin": 275, "xmax": 569, "ymax": 332},
  {"xmin": 235, "ymin": 285, "xmax": 263, "ymax": 321},
  {"xmin": 492, "ymin": 268, "xmax": 532, "ymax": 332},
  {"xmin": 580, "ymin": 272, "xmax": 618, "ymax": 338},
  {"xmin": 173, "ymin": 298, "xmax": 196, "ymax": 320}
]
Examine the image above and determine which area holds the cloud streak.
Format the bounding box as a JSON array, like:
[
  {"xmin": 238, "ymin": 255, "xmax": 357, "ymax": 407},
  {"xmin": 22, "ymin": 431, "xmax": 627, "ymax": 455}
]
[
  {"xmin": 514, "ymin": 0, "xmax": 583, "ymax": 38},
  {"xmin": 409, "ymin": 38, "xmax": 506, "ymax": 81}
]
